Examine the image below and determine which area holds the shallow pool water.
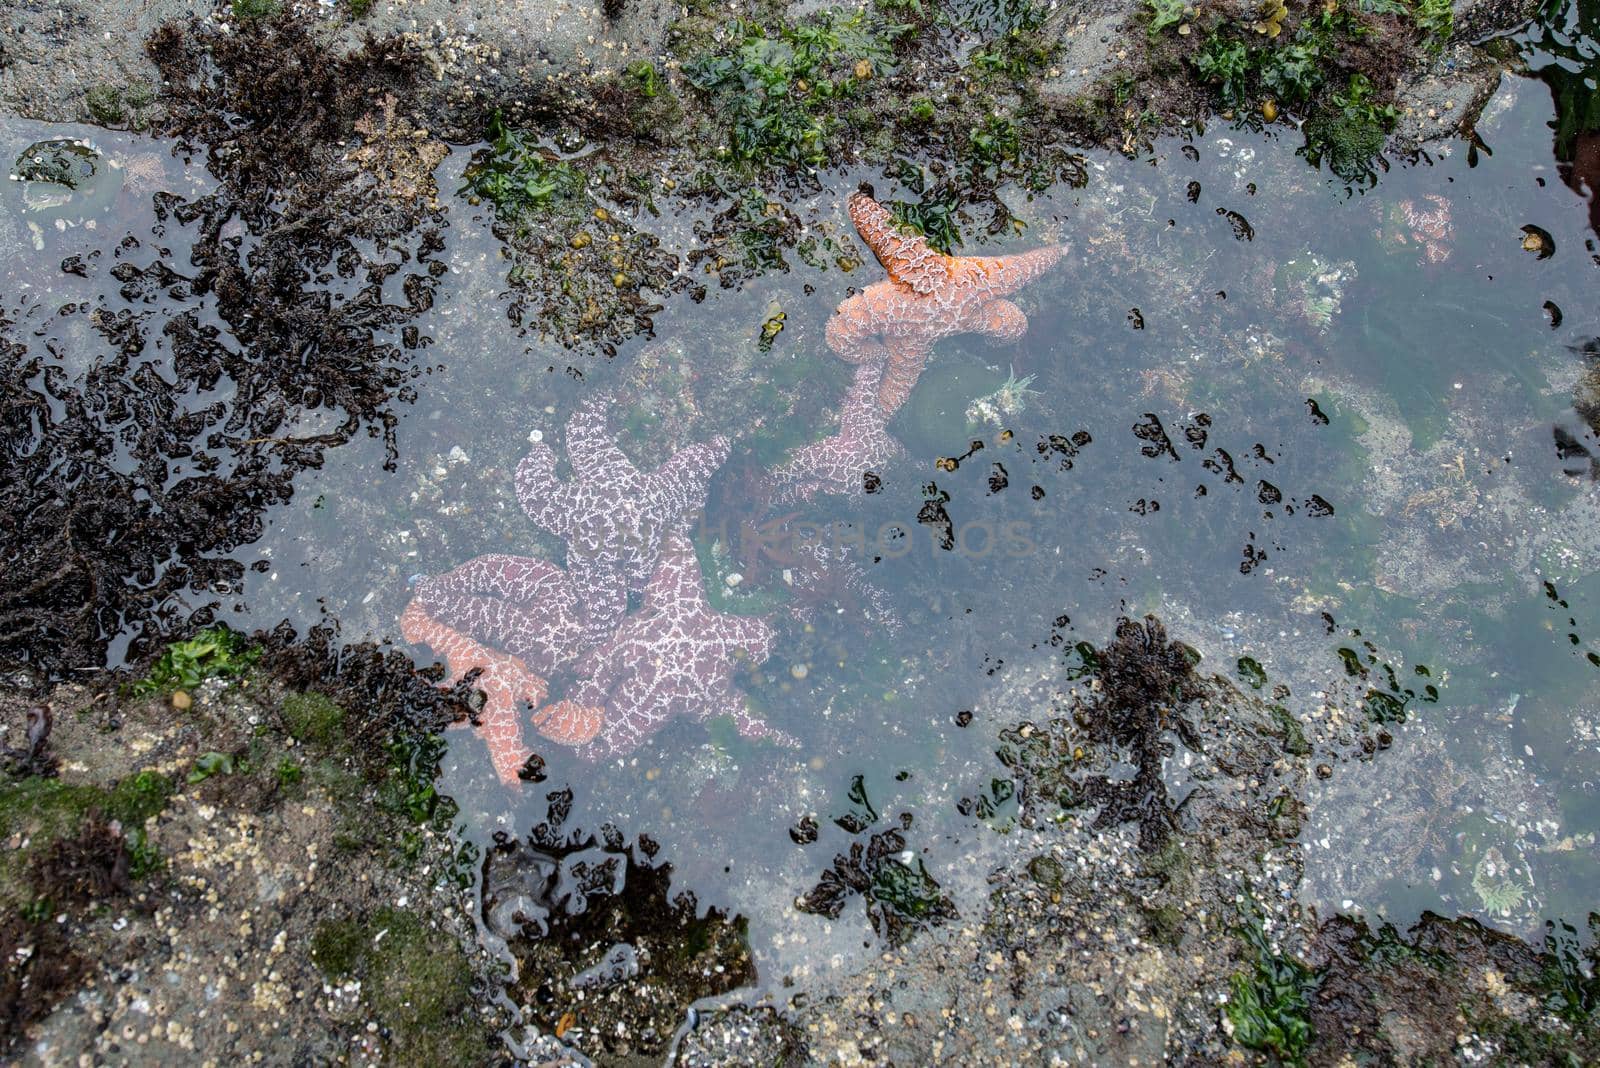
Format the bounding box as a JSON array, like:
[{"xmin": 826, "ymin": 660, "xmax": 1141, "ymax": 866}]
[{"xmin": 4, "ymin": 51, "xmax": 1598, "ymax": 1004}]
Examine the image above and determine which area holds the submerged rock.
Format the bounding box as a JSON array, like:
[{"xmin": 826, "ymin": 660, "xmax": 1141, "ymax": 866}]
[{"xmin": 8, "ymin": 137, "xmax": 122, "ymax": 249}]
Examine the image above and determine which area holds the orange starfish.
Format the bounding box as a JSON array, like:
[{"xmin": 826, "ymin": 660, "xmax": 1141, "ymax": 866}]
[
  {"xmin": 826, "ymin": 190, "xmax": 1069, "ymax": 415},
  {"xmin": 400, "ymin": 601, "xmax": 601, "ymax": 786}
]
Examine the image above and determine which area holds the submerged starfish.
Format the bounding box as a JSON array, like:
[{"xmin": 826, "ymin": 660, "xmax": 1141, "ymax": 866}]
[
  {"xmin": 1385, "ymin": 194, "xmax": 1452, "ymax": 266},
  {"xmin": 828, "ymin": 190, "xmax": 1068, "ymax": 415},
  {"xmin": 515, "ymin": 394, "xmax": 731, "ymax": 643},
  {"xmin": 540, "ymin": 530, "xmax": 797, "ymax": 761},
  {"xmin": 400, "ymin": 601, "xmax": 602, "ymax": 785},
  {"xmin": 411, "ymin": 554, "xmax": 590, "ymax": 674},
  {"xmin": 766, "ymin": 360, "xmax": 906, "ymax": 501}
]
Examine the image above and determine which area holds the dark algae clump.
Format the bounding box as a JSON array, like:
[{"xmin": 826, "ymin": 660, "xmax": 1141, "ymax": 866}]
[
  {"xmin": 795, "ymin": 776, "xmax": 957, "ymax": 944},
  {"xmin": 482, "ymin": 788, "xmax": 756, "ymax": 1060},
  {"xmin": 1303, "ymin": 913, "xmax": 1600, "ymax": 1064},
  {"xmin": 0, "ymin": 18, "xmax": 444, "ymax": 678},
  {"xmin": 998, "ymin": 615, "xmax": 1204, "ymax": 851}
]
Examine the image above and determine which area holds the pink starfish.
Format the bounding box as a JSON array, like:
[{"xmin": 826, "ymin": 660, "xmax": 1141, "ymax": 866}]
[
  {"xmin": 411, "ymin": 554, "xmax": 591, "ymax": 674},
  {"xmin": 1386, "ymin": 194, "xmax": 1452, "ymax": 266},
  {"xmin": 539, "ymin": 529, "xmax": 798, "ymax": 761},
  {"xmin": 515, "ymin": 394, "xmax": 731, "ymax": 643},
  {"xmin": 828, "ymin": 190, "xmax": 1068, "ymax": 415},
  {"xmin": 765, "ymin": 360, "xmax": 906, "ymax": 501},
  {"xmin": 399, "ymin": 601, "xmax": 602, "ymax": 786}
]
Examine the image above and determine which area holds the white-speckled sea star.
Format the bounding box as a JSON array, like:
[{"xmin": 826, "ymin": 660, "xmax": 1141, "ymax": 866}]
[
  {"xmin": 540, "ymin": 529, "xmax": 798, "ymax": 761},
  {"xmin": 765, "ymin": 359, "xmax": 905, "ymax": 501},
  {"xmin": 411, "ymin": 553, "xmax": 591, "ymax": 674},
  {"xmin": 515, "ymin": 394, "xmax": 731, "ymax": 643}
]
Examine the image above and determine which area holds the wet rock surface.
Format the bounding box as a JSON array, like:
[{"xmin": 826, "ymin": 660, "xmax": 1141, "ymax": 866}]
[
  {"xmin": 0, "ymin": 646, "xmax": 505, "ymax": 1065},
  {"xmin": 0, "ymin": 0, "xmax": 206, "ymax": 125}
]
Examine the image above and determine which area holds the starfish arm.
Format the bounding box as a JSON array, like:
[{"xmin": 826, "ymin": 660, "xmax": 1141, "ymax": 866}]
[
  {"xmin": 476, "ymin": 677, "xmax": 541, "ymax": 787},
  {"xmin": 648, "ymin": 436, "xmax": 731, "ymax": 517},
  {"xmin": 529, "ymin": 696, "xmax": 605, "ymax": 747},
  {"xmin": 643, "ymin": 530, "xmax": 706, "ymax": 611},
  {"xmin": 423, "ymin": 553, "xmax": 570, "ymax": 605},
  {"xmin": 719, "ymin": 612, "xmax": 775, "ymax": 664},
  {"xmin": 824, "ymin": 293, "xmax": 893, "ymax": 364},
  {"xmin": 876, "ymin": 335, "xmax": 932, "ymax": 415},
  {"xmin": 398, "ymin": 602, "xmax": 542, "ymax": 786},
  {"xmin": 975, "ymin": 298, "xmax": 1028, "ymax": 342},
  {"xmin": 765, "ymin": 363, "xmax": 901, "ymax": 501},
  {"xmin": 565, "ymin": 393, "xmax": 635, "ymax": 483},
  {"xmin": 704, "ymin": 680, "xmax": 800, "ymax": 748},
  {"xmin": 961, "ymin": 243, "xmax": 1069, "ymax": 297},
  {"xmin": 414, "ymin": 557, "xmax": 586, "ymax": 674},
  {"xmin": 514, "ymin": 445, "xmax": 575, "ymax": 538},
  {"xmin": 848, "ymin": 192, "xmax": 950, "ymax": 295}
]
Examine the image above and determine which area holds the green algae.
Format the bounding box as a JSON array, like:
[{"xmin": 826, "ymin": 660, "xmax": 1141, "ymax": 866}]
[
  {"xmin": 187, "ymin": 751, "xmax": 237, "ymax": 784},
  {"xmin": 1235, "ymin": 655, "xmax": 1267, "ymax": 690},
  {"xmin": 1224, "ymin": 908, "xmax": 1316, "ymax": 1064},
  {"xmin": 311, "ymin": 908, "xmax": 487, "ymax": 1065},
  {"xmin": 230, "ymin": 0, "xmax": 282, "ymax": 20},
  {"xmin": 1302, "ymin": 74, "xmax": 1398, "ymax": 184},
  {"xmin": 280, "ymin": 692, "xmax": 347, "ymax": 749},
  {"xmin": 131, "ymin": 626, "xmax": 260, "ymax": 696},
  {"xmin": 683, "ymin": 8, "xmax": 909, "ymax": 167},
  {"xmin": 462, "ymin": 113, "xmax": 586, "ymax": 218},
  {"xmin": 0, "ymin": 771, "xmax": 172, "ymax": 908},
  {"xmin": 83, "ymin": 83, "xmax": 157, "ymax": 130}
]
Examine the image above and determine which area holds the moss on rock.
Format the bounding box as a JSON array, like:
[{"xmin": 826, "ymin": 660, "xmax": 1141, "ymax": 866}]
[{"xmin": 312, "ymin": 908, "xmax": 488, "ymax": 1065}]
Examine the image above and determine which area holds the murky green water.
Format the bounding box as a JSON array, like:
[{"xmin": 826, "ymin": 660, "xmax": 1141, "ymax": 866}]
[{"xmin": 4, "ymin": 44, "xmax": 1598, "ymax": 1002}]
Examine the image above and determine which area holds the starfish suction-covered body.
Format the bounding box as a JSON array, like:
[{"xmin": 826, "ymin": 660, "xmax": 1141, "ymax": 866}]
[
  {"xmin": 541, "ymin": 530, "xmax": 797, "ymax": 761},
  {"xmin": 766, "ymin": 360, "xmax": 906, "ymax": 501},
  {"xmin": 515, "ymin": 394, "xmax": 731, "ymax": 643},
  {"xmin": 400, "ymin": 601, "xmax": 601, "ymax": 785},
  {"xmin": 828, "ymin": 191, "xmax": 1068, "ymax": 415}
]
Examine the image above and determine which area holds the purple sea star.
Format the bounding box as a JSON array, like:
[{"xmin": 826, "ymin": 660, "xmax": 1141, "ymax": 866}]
[
  {"xmin": 515, "ymin": 394, "xmax": 731, "ymax": 642},
  {"xmin": 542, "ymin": 529, "xmax": 798, "ymax": 761},
  {"xmin": 765, "ymin": 360, "xmax": 906, "ymax": 502},
  {"xmin": 411, "ymin": 553, "xmax": 591, "ymax": 674}
]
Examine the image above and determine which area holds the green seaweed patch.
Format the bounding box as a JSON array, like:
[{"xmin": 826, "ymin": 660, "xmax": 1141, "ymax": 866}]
[
  {"xmin": 377, "ymin": 731, "xmax": 459, "ymax": 864},
  {"xmin": 187, "ymin": 751, "xmax": 237, "ymax": 784},
  {"xmin": 311, "ymin": 908, "xmax": 487, "ymax": 1065},
  {"xmin": 683, "ymin": 8, "xmax": 910, "ymax": 166},
  {"xmin": 231, "ymin": 0, "xmax": 282, "ymax": 20},
  {"xmin": 0, "ymin": 772, "xmax": 173, "ymax": 907},
  {"xmin": 796, "ymin": 778, "xmax": 956, "ymax": 945},
  {"xmin": 1302, "ymin": 73, "xmax": 1398, "ymax": 185},
  {"xmin": 966, "ymin": 0, "xmax": 1056, "ymax": 80},
  {"xmin": 1224, "ymin": 908, "xmax": 1317, "ymax": 1063},
  {"xmin": 1267, "ymin": 704, "xmax": 1312, "ymax": 756},
  {"xmin": 463, "ymin": 113, "xmax": 586, "ymax": 219},
  {"xmin": 83, "ymin": 83, "xmax": 158, "ymax": 130},
  {"xmin": 1412, "ymin": 0, "xmax": 1453, "ymax": 50},
  {"xmin": 132, "ymin": 626, "xmax": 260, "ymax": 696}
]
